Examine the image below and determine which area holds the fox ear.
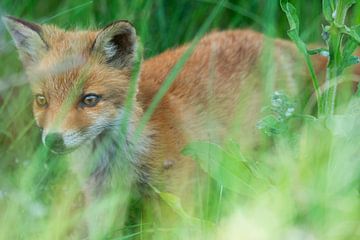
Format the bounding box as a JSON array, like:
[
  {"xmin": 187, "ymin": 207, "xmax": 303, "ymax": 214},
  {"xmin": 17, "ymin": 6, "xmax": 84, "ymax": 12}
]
[
  {"xmin": 2, "ymin": 16, "xmax": 48, "ymax": 66},
  {"xmin": 92, "ymin": 20, "xmax": 137, "ymax": 69}
]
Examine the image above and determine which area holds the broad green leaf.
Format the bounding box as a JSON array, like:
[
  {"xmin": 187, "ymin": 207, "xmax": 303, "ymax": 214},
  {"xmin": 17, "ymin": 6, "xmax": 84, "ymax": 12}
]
[
  {"xmin": 150, "ymin": 185, "xmax": 193, "ymax": 220},
  {"xmin": 223, "ymin": 139, "xmax": 247, "ymax": 162},
  {"xmin": 182, "ymin": 141, "xmax": 256, "ymax": 195},
  {"xmin": 152, "ymin": 186, "xmax": 213, "ymax": 226},
  {"xmin": 158, "ymin": 191, "xmax": 192, "ymax": 220}
]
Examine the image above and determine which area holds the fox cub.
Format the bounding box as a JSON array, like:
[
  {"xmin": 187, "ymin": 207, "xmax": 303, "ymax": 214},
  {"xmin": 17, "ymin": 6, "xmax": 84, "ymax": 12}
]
[{"xmin": 3, "ymin": 16, "xmax": 328, "ymax": 211}]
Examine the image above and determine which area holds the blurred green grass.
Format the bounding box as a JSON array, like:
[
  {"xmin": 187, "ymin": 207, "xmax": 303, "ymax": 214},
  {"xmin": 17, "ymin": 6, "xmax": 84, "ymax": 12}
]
[{"xmin": 0, "ymin": 1, "xmax": 359, "ymax": 240}]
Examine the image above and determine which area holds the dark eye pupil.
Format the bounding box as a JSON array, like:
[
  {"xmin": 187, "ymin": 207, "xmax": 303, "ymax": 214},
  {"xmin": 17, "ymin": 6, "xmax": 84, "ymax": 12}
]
[
  {"xmin": 82, "ymin": 94, "xmax": 100, "ymax": 107},
  {"xmin": 86, "ymin": 97, "xmax": 95, "ymax": 103},
  {"xmin": 36, "ymin": 95, "xmax": 47, "ymax": 107},
  {"xmin": 85, "ymin": 97, "xmax": 96, "ymax": 104}
]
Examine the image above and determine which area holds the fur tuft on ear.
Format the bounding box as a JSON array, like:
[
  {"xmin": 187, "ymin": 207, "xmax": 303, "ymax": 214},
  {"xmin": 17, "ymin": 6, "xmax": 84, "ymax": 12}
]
[
  {"xmin": 92, "ymin": 20, "xmax": 137, "ymax": 69},
  {"xmin": 2, "ymin": 16, "xmax": 48, "ymax": 66}
]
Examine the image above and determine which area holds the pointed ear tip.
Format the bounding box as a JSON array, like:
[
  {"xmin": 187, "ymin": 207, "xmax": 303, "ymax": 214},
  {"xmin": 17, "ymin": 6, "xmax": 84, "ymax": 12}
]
[
  {"xmin": 2, "ymin": 15, "xmax": 18, "ymax": 22},
  {"xmin": 119, "ymin": 20, "xmax": 134, "ymax": 27},
  {"xmin": 2, "ymin": 16, "xmax": 22, "ymax": 28},
  {"xmin": 113, "ymin": 19, "xmax": 134, "ymax": 27},
  {"xmin": 117, "ymin": 20, "xmax": 136, "ymax": 34},
  {"xmin": 2, "ymin": 15, "xmax": 11, "ymax": 24},
  {"xmin": 104, "ymin": 19, "xmax": 135, "ymax": 31},
  {"xmin": 1, "ymin": 16, "xmax": 42, "ymax": 34},
  {"xmin": 2, "ymin": 16, "xmax": 15, "ymax": 30}
]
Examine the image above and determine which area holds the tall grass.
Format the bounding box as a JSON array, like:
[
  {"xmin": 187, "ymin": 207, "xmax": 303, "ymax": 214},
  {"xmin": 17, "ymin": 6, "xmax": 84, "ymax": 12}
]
[{"xmin": 0, "ymin": 1, "xmax": 359, "ymax": 240}]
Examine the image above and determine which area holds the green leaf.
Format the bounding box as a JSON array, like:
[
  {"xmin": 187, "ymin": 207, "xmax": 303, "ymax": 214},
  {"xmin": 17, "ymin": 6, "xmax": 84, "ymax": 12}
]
[
  {"xmin": 150, "ymin": 184, "xmax": 192, "ymax": 220},
  {"xmin": 257, "ymin": 115, "xmax": 288, "ymax": 136},
  {"xmin": 307, "ymin": 48, "xmax": 329, "ymax": 56},
  {"xmin": 322, "ymin": 0, "xmax": 334, "ymax": 22},
  {"xmin": 182, "ymin": 141, "xmax": 256, "ymax": 196},
  {"xmin": 158, "ymin": 191, "xmax": 192, "ymax": 220},
  {"xmin": 151, "ymin": 186, "xmax": 213, "ymax": 226},
  {"xmin": 343, "ymin": 55, "xmax": 360, "ymax": 68},
  {"xmin": 281, "ymin": 0, "xmax": 322, "ymax": 114},
  {"xmin": 333, "ymin": 0, "xmax": 356, "ymax": 26},
  {"xmin": 257, "ymin": 92, "xmax": 295, "ymax": 136},
  {"xmin": 344, "ymin": 25, "xmax": 360, "ymax": 44},
  {"xmin": 271, "ymin": 91, "xmax": 296, "ymax": 119},
  {"xmin": 342, "ymin": 25, "xmax": 360, "ymax": 69},
  {"xmin": 0, "ymin": 129, "xmax": 12, "ymax": 140},
  {"xmin": 343, "ymin": 0, "xmax": 356, "ymax": 7},
  {"xmin": 280, "ymin": 0, "xmax": 299, "ymax": 34},
  {"xmin": 223, "ymin": 139, "xmax": 247, "ymax": 162}
]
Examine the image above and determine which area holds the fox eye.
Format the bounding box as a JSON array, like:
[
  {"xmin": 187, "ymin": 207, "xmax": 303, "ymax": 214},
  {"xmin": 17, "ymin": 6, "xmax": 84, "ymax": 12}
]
[
  {"xmin": 35, "ymin": 94, "xmax": 48, "ymax": 107},
  {"xmin": 81, "ymin": 94, "xmax": 101, "ymax": 107}
]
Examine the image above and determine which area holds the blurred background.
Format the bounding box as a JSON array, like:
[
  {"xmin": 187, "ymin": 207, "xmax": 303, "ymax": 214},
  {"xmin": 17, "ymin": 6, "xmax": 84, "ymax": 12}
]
[{"xmin": 0, "ymin": 0, "xmax": 327, "ymax": 71}]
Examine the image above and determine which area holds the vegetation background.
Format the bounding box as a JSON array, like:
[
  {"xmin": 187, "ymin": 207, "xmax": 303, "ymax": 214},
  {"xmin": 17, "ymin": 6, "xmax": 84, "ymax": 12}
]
[{"xmin": 0, "ymin": 0, "xmax": 359, "ymax": 239}]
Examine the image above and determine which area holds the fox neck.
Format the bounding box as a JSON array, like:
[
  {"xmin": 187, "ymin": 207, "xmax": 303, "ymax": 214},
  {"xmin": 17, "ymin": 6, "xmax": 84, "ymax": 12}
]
[{"xmin": 69, "ymin": 104, "xmax": 152, "ymax": 194}]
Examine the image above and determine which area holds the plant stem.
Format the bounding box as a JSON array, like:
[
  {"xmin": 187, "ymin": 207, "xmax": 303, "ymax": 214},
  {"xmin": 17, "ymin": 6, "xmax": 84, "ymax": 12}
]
[
  {"xmin": 322, "ymin": 0, "xmax": 351, "ymax": 115},
  {"xmin": 323, "ymin": 24, "xmax": 342, "ymax": 115}
]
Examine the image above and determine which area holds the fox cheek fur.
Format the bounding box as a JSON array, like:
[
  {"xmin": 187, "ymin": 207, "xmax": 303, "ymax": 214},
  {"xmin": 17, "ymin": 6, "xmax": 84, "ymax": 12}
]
[
  {"xmin": 33, "ymin": 97, "xmax": 123, "ymax": 152},
  {"xmin": 31, "ymin": 94, "xmax": 118, "ymax": 152}
]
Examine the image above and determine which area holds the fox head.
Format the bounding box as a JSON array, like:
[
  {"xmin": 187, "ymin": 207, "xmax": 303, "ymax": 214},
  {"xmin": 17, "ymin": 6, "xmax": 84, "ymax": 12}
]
[{"xmin": 3, "ymin": 16, "xmax": 139, "ymax": 154}]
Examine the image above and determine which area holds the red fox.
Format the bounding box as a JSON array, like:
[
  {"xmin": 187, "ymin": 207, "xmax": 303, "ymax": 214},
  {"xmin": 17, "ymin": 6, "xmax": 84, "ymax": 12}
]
[{"xmin": 3, "ymin": 16, "xmax": 334, "ymax": 222}]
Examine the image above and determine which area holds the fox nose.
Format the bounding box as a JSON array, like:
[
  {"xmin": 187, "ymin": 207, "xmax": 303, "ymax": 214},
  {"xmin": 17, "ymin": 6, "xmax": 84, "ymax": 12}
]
[{"xmin": 44, "ymin": 133, "xmax": 65, "ymax": 152}]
